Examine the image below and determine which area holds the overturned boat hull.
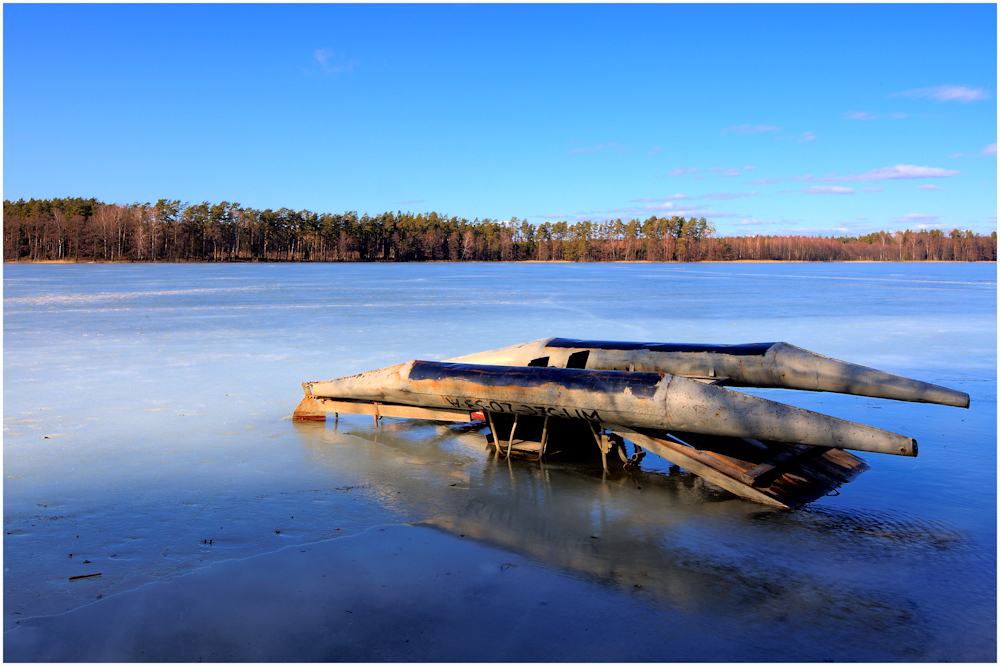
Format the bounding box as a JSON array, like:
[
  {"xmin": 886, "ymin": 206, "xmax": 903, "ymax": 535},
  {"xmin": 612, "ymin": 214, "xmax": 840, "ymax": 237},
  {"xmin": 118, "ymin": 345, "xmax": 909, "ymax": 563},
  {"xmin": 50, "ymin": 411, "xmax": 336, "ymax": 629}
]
[
  {"xmin": 301, "ymin": 360, "xmax": 916, "ymax": 457},
  {"xmin": 294, "ymin": 338, "xmax": 968, "ymax": 507}
]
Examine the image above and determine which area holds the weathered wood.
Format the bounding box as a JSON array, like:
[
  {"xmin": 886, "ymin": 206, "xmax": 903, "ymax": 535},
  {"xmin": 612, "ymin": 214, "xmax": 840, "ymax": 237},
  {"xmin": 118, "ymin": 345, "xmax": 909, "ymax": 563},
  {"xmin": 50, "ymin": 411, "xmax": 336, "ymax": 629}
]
[
  {"xmin": 506, "ymin": 414, "xmax": 519, "ymax": 457},
  {"xmin": 485, "ymin": 414, "xmax": 601, "ymax": 463},
  {"xmin": 485, "ymin": 412, "xmax": 501, "ymax": 456},
  {"xmin": 588, "ymin": 421, "xmax": 610, "ymax": 472},
  {"xmin": 312, "ymin": 398, "xmax": 472, "ymax": 422},
  {"xmin": 822, "ymin": 447, "xmax": 870, "ymax": 471},
  {"xmin": 669, "ymin": 431, "xmax": 769, "ymax": 457},
  {"xmin": 538, "ymin": 415, "xmax": 550, "ymax": 460},
  {"xmin": 700, "ymin": 448, "xmax": 757, "ymax": 473},
  {"xmin": 810, "ymin": 449, "xmax": 869, "ymax": 483},
  {"xmin": 611, "ymin": 426, "xmax": 869, "ymax": 509},
  {"xmin": 292, "ymin": 397, "xmax": 327, "ymax": 421},
  {"xmin": 508, "ymin": 440, "xmax": 542, "ymax": 454},
  {"xmin": 667, "ymin": 431, "xmax": 867, "ymax": 493},
  {"xmin": 485, "ymin": 433, "xmax": 542, "ymax": 456},
  {"xmin": 741, "ymin": 444, "xmax": 817, "ymax": 486},
  {"xmin": 687, "ymin": 376, "xmax": 732, "ymax": 386},
  {"xmin": 610, "ymin": 426, "xmax": 788, "ymax": 508}
]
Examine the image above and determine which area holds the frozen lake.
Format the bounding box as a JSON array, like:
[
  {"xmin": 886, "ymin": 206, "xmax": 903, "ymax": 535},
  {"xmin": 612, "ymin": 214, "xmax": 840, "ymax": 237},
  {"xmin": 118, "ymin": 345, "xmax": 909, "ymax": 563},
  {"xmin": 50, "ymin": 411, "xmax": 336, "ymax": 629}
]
[{"xmin": 3, "ymin": 262, "xmax": 996, "ymax": 661}]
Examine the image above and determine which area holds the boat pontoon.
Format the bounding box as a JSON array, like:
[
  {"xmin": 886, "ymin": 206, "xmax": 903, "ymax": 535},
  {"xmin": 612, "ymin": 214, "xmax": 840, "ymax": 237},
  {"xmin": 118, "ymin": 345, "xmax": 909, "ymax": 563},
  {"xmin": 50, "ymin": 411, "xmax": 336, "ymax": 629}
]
[{"xmin": 293, "ymin": 339, "xmax": 969, "ymax": 509}]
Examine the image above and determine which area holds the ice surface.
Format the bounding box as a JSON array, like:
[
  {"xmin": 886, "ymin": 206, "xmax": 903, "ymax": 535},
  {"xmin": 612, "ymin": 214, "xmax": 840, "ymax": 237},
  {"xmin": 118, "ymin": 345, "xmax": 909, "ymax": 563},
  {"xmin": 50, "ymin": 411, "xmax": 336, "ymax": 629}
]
[{"xmin": 3, "ymin": 262, "xmax": 996, "ymax": 661}]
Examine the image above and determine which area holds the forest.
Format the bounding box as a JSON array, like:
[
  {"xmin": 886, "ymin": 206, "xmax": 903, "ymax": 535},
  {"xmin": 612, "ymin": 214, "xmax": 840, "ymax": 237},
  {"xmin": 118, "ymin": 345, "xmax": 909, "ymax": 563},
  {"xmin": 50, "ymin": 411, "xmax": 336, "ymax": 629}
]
[{"xmin": 4, "ymin": 197, "xmax": 996, "ymax": 263}]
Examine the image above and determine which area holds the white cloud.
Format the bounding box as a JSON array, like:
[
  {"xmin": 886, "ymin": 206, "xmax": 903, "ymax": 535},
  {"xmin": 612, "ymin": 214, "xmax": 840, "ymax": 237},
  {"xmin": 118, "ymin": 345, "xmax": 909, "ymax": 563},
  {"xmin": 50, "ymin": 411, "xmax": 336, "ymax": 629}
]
[
  {"xmin": 709, "ymin": 166, "xmax": 756, "ymax": 178},
  {"xmin": 803, "ymin": 186, "xmax": 855, "ymax": 195},
  {"xmin": 892, "ymin": 85, "xmax": 990, "ymax": 103},
  {"xmin": 845, "ymin": 112, "xmax": 908, "ymax": 121},
  {"xmin": 918, "ymin": 185, "xmax": 944, "ymax": 191},
  {"xmin": 749, "ymin": 178, "xmax": 779, "ymax": 185},
  {"xmin": 839, "ymin": 165, "xmax": 959, "ymax": 182},
  {"xmin": 314, "ymin": 47, "xmax": 333, "ymax": 67},
  {"xmin": 786, "ymin": 166, "xmax": 958, "ymax": 182},
  {"xmin": 861, "ymin": 187, "xmax": 883, "ymax": 193},
  {"xmin": 542, "ymin": 200, "xmax": 750, "ymax": 223},
  {"xmin": 761, "ymin": 224, "xmax": 859, "ymax": 237},
  {"xmin": 632, "ymin": 191, "xmax": 757, "ymax": 203},
  {"xmin": 313, "ymin": 48, "xmax": 358, "ymax": 74},
  {"xmin": 664, "ymin": 167, "xmax": 699, "ymax": 177},
  {"xmin": 699, "ymin": 191, "xmax": 758, "ymax": 200},
  {"xmin": 890, "ymin": 213, "xmax": 942, "ymax": 227},
  {"xmin": 730, "ymin": 219, "xmax": 776, "ymax": 227},
  {"xmin": 629, "ymin": 195, "xmax": 689, "ymax": 203},
  {"xmin": 983, "ymin": 143, "xmax": 998, "ymax": 156}
]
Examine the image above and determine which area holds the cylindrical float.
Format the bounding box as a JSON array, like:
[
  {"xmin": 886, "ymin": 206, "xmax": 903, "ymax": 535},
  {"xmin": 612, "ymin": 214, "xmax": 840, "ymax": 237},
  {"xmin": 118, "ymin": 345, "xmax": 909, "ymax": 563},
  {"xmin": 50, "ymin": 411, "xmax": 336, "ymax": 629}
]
[
  {"xmin": 447, "ymin": 338, "xmax": 969, "ymax": 408},
  {"xmin": 305, "ymin": 360, "xmax": 917, "ymax": 457}
]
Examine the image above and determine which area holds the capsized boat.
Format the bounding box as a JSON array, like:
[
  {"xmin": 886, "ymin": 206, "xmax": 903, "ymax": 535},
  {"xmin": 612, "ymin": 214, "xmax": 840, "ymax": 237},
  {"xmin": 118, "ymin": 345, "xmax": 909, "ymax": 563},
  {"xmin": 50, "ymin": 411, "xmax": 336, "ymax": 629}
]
[{"xmin": 293, "ymin": 339, "xmax": 969, "ymax": 509}]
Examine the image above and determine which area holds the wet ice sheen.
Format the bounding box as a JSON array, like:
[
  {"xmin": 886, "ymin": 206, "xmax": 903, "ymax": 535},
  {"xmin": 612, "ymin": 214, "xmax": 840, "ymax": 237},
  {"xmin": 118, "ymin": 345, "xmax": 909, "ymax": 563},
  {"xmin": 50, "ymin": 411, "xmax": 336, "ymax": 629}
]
[{"xmin": 3, "ymin": 262, "xmax": 996, "ymax": 661}]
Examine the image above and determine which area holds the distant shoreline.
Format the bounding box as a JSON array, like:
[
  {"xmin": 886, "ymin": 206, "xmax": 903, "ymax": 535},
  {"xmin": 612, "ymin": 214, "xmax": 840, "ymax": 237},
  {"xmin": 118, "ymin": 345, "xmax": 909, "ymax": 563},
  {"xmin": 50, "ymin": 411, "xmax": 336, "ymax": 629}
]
[
  {"xmin": 6, "ymin": 258, "xmax": 995, "ymax": 265},
  {"xmin": 6, "ymin": 198, "xmax": 995, "ymax": 264}
]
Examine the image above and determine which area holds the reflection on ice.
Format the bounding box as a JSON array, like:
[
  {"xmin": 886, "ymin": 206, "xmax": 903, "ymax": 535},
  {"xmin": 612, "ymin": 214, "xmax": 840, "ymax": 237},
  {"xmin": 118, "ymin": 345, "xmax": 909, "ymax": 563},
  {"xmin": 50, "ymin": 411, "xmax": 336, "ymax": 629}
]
[{"xmin": 298, "ymin": 417, "xmax": 982, "ymax": 656}]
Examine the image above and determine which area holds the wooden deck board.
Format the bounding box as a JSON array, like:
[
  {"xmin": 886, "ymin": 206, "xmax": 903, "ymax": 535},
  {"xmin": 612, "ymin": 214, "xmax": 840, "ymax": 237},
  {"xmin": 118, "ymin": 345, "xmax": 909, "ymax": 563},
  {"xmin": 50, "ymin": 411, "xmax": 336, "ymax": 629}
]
[{"xmin": 619, "ymin": 428, "xmax": 868, "ymax": 509}]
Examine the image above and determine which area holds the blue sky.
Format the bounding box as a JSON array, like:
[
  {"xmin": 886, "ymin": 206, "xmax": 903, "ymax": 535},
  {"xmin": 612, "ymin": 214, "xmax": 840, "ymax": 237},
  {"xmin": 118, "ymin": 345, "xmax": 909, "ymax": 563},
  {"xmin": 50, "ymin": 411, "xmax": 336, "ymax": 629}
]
[{"xmin": 4, "ymin": 3, "xmax": 996, "ymax": 236}]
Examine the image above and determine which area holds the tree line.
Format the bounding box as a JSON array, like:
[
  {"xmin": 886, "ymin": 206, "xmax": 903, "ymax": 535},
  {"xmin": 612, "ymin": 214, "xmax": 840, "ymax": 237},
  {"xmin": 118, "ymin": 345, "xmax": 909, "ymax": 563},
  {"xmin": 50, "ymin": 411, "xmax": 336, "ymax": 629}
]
[{"xmin": 4, "ymin": 197, "xmax": 996, "ymax": 263}]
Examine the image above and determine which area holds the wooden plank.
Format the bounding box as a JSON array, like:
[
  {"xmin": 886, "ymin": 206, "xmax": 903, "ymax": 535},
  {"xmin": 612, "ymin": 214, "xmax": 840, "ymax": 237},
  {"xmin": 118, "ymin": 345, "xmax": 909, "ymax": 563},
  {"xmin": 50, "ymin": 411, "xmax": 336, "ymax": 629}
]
[
  {"xmin": 789, "ymin": 462, "xmax": 845, "ymax": 492},
  {"xmin": 623, "ymin": 428, "xmax": 870, "ymax": 508},
  {"xmin": 314, "ymin": 399, "xmax": 472, "ymax": 422},
  {"xmin": 677, "ymin": 430, "xmax": 868, "ymax": 488},
  {"xmin": 507, "ymin": 414, "xmax": 519, "ymax": 457},
  {"xmin": 669, "ymin": 432, "xmax": 770, "ymax": 459},
  {"xmin": 485, "ymin": 435, "xmax": 541, "ymax": 456},
  {"xmin": 700, "ymin": 448, "xmax": 757, "ymax": 473},
  {"xmin": 511, "ymin": 440, "xmax": 542, "ymax": 454},
  {"xmin": 538, "ymin": 415, "xmax": 550, "ymax": 460},
  {"xmin": 740, "ymin": 444, "xmax": 817, "ymax": 486},
  {"xmin": 687, "ymin": 376, "xmax": 731, "ymax": 385},
  {"xmin": 610, "ymin": 426, "xmax": 788, "ymax": 508},
  {"xmin": 292, "ymin": 397, "xmax": 327, "ymax": 421},
  {"xmin": 821, "ymin": 447, "xmax": 870, "ymax": 471},
  {"xmin": 809, "ymin": 449, "xmax": 870, "ymax": 484}
]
